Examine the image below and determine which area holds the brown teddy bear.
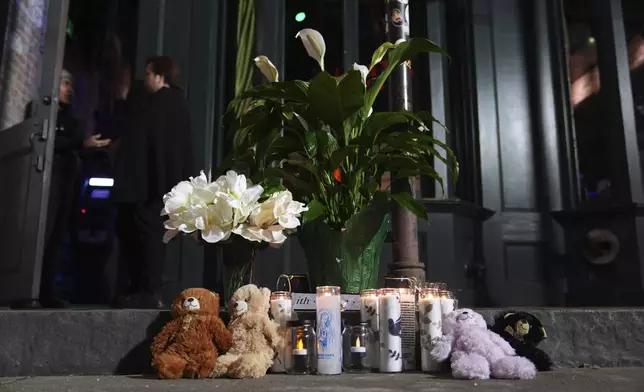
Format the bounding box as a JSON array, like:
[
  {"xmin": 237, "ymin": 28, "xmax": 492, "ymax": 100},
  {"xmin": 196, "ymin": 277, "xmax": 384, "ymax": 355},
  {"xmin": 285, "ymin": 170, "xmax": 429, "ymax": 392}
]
[
  {"xmin": 210, "ymin": 284, "xmax": 283, "ymax": 378},
  {"xmin": 151, "ymin": 288, "xmax": 232, "ymax": 379}
]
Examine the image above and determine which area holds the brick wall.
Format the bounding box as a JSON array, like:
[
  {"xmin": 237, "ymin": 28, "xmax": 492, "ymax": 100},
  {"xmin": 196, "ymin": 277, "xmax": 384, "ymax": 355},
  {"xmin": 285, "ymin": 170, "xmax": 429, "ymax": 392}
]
[{"xmin": 0, "ymin": 0, "xmax": 47, "ymax": 130}]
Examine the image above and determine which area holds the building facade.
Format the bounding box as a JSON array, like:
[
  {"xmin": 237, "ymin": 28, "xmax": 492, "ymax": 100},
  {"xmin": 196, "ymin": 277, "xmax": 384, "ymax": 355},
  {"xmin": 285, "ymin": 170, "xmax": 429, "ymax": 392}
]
[{"xmin": 1, "ymin": 0, "xmax": 643, "ymax": 307}]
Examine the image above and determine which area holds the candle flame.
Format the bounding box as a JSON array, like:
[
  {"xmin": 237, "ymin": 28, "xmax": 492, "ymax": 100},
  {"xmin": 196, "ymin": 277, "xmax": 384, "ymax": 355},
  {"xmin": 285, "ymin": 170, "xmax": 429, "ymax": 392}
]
[
  {"xmin": 296, "ymin": 338, "xmax": 304, "ymax": 350},
  {"xmin": 355, "ymin": 336, "xmax": 361, "ymax": 348}
]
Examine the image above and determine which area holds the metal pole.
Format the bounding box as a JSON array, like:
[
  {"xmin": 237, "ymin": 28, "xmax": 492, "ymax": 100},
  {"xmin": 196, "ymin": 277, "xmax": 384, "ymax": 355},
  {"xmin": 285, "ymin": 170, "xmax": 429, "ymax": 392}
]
[{"xmin": 385, "ymin": 0, "xmax": 424, "ymax": 281}]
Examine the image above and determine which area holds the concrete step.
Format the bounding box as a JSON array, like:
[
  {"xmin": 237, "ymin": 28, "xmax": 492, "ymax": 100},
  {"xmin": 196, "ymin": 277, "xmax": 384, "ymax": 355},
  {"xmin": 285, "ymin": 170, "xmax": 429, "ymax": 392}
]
[
  {"xmin": 3, "ymin": 369, "xmax": 644, "ymax": 392},
  {"xmin": 0, "ymin": 308, "xmax": 642, "ymax": 377}
]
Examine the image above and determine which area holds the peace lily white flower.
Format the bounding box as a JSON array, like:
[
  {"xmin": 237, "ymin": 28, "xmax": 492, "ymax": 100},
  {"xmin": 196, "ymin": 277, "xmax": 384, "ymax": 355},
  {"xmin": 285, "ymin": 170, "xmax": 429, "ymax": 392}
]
[
  {"xmin": 254, "ymin": 55, "xmax": 279, "ymax": 82},
  {"xmin": 296, "ymin": 28, "xmax": 326, "ymax": 71},
  {"xmin": 352, "ymin": 63, "xmax": 369, "ymax": 85},
  {"xmin": 233, "ymin": 191, "xmax": 308, "ymax": 244}
]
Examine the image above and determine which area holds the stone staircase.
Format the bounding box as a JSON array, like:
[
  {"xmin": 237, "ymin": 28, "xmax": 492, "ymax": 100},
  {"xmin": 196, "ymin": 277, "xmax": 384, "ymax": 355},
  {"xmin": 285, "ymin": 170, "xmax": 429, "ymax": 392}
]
[{"xmin": 0, "ymin": 308, "xmax": 642, "ymax": 377}]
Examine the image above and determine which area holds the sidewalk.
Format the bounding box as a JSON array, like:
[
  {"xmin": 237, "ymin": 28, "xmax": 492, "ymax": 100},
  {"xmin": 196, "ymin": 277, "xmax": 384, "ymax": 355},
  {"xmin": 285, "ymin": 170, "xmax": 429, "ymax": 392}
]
[{"xmin": 1, "ymin": 368, "xmax": 643, "ymax": 392}]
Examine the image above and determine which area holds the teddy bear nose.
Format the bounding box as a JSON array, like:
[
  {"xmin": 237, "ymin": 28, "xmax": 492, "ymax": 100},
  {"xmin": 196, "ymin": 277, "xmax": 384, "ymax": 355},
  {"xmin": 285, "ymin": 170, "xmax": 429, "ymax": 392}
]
[
  {"xmin": 463, "ymin": 311, "xmax": 469, "ymax": 314},
  {"xmin": 187, "ymin": 298, "xmax": 194, "ymax": 302},
  {"xmin": 234, "ymin": 303, "xmax": 239, "ymax": 308}
]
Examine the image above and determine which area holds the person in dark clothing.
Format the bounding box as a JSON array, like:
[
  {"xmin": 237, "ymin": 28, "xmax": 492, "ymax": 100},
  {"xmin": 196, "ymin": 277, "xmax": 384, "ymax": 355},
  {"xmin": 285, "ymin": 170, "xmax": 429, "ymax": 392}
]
[
  {"xmin": 15, "ymin": 69, "xmax": 111, "ymax": 309},
  {"xmin": 111, "ymin": 56, "xmax": 193, "ymax": 309}
]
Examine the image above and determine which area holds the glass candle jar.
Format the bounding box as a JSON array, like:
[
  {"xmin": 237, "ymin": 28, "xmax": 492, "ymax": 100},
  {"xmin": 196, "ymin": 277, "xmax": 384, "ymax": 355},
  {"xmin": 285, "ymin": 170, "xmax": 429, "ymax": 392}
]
[
  {"xmin": 270, "ymin": 291, "xmax": 293, "ymax": 373},
  {"xmin": 286, "ymin": 320, "xmax": 317, "ymax": 375},
  {"xmin": 398, "ymin": 287, "xmax": 417, "ymax": 371},
  {"xmin": 418, "ymin": 288, "xmax": 442, "ymax": 372},
  {"xmin": 378, "ymin": 288, "xmax": 402, "ymax": 373},
  {"xmin": 421, "ymin": 282, "xmax": 448, "ymax": 290},
  {"xmin": 383, "ymin": 276, "xmax": 417, "ymax": 289},
  {"xmin": 316, "ymin": 286, "xmax": 342, "ymax": 375},
  {"xmin": 439, "ymin": 290, "xmax": 457, "ymax": 316},
  {"xmin": 342, "ymin": 322, "xmax": 373, "ymax": 372},
  {"xmin": 359, "ymin": 289, "xmax": 379, "ymax": 371}
]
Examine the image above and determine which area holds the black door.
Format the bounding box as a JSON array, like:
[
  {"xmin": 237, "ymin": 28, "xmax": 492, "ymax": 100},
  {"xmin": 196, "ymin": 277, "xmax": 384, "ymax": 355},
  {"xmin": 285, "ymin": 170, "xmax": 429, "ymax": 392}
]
[{"xmin": 0, "ymin": 0, "xmax": 70, "ymax": 305}]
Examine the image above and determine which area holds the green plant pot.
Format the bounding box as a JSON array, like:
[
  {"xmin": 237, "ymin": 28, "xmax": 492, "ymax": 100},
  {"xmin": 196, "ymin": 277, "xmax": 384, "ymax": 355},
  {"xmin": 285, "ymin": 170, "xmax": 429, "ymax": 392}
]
[{"xmin": 298, "ymin": 214, "xmax": 389, "ymax": 294}]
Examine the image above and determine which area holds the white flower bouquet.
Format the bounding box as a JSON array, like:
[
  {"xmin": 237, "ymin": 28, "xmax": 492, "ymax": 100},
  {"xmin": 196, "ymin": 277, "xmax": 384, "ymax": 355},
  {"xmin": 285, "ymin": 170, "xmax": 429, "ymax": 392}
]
[{"xmin": 161, "ymin": 170, "xmax": 308, "ymax": 246}]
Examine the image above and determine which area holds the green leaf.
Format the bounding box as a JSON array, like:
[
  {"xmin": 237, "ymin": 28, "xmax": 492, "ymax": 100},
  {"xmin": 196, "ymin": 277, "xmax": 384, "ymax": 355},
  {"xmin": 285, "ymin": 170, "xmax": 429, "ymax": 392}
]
[
  {"xmin": 370, "ymin": 42, "xmax": 395, "ymax": 70},
  {"xmin": 387, "ymin": 38, "xmax": 450, "ymax": 68},
  {"xmin": 304, "ymin": 132, "xmax": 317, "ymax": 157},
  {"xmin": 284, "ymin": 159, "xmax": 321, "ymax": 183},
  {"xmin": 361, "ymin": 112, "xmax": 410, "ymax": 145},
  {"xmin": 390, "ymin": 192, "xmax": 428, "ymax": 221},
  {"xmin": 302, "ymin": 199, "xmax": 326, "ymax": 223},
  {"xmin": 263, "ymin": 167, "xmax": 312, "ymax": 194},
  {"xmin": 315, "ymin": 130, "xmax": 340, "ymax": 159},
  {"xmin": 235, "ymin": 80, "xmax": 309, "ymax": 103},
  {"xmin": 366, "ymin": 38, "xmax": 449, "ymax": 111},
  {"xmin": 329, "ymin": 145, "xmax": 358, "ymax": 170},
  {"xmin": 337, "ymin": 70, "xmax": 366, "ymax": 121},
  {"xmin": 308, "ymin": 71, "xmax": 344, "ymax": 132}
]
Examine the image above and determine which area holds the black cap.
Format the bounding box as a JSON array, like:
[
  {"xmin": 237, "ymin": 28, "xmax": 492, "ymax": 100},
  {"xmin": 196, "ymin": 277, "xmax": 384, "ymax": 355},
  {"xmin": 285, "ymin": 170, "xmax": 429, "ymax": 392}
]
[{"xmin": 287, "ymin": 319, "xmax": 315, "ymax": 328}]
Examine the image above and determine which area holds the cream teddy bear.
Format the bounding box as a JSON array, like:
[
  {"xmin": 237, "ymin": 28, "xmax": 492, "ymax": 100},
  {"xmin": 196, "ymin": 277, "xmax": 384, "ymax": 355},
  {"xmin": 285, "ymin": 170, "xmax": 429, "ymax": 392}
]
[{"xmin": 211, "ymin": 284, "xmax": 283, "ymax": 378}]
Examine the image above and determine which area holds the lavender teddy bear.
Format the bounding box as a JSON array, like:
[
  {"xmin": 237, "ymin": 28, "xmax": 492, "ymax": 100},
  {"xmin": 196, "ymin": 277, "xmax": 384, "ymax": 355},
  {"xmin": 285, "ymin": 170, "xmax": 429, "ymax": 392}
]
[{"xmin": 430, "ymin": 308, "xmax": 536, "ymax": 380}]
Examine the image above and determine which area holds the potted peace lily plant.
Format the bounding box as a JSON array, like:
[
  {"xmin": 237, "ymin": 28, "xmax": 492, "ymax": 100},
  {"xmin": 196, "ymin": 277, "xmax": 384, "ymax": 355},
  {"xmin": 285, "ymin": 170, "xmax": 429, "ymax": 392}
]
[
  {"xmin": 222, "ymin": 29, "xmax": 458, "ymax": 293},
  {"xmin": 161, "ymin": 170, "xmax": 308, "ymax": 298}
]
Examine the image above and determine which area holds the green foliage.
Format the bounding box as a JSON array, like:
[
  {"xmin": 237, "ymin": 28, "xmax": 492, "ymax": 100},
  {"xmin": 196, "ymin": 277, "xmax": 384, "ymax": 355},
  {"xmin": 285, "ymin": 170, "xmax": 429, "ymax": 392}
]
[{"xmin": 220, "ymin": 37, "xmax": 458, "ymax": 230}]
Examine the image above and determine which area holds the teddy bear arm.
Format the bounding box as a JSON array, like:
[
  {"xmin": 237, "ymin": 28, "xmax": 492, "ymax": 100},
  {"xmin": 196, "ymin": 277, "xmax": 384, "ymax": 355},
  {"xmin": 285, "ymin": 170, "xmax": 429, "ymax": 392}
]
[
  {"xmin": 263, "ymin": 318, "xmax": 283, "ymax": 350},
  {"xmin": 430, "ymin": 335, "xmax": 454, "ymax": 362},
  {"xmin": 151, "ymin": 318, "xmax": 182, "ymax": 359},
  {"xmin": 487, "ymin": 329, "xmax": 516, "ymax": 356},
  {"xmin": 208, "ymin": 317, "xmax": 233, "ymax": 353}
]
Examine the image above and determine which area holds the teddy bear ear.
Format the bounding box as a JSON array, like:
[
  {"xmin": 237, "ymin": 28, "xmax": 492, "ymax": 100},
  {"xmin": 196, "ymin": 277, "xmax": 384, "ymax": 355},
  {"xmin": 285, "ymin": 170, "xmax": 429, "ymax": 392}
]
[{"xmin": 260, "ymin": 287, "xmax": 271, "ymax": 298}]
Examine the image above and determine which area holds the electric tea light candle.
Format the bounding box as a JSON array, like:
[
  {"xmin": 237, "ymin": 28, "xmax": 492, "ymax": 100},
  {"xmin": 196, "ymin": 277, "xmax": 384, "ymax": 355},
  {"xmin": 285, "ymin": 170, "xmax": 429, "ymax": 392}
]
[
  {"xmin": 270, "ymin": 291, "xmax": 293, "ymax": 373},
  {"xmin": 342, "ymin": 322, "xmax": 372, "ymax": 373},
  {"xmin": 287, "ymin": 320, "xmax": 316, "ymax": 375},
  {"xmin": 418, "ymin": 288, "xmax": 442, "ymax": 371},
  {"xmin": 360, "ymin": 289, "xmax": 379, "ymax": 371},
  {"xmin": 316, "ymin": 286, "xmax": 342, "ymax": 375},
  {"xmin": 378, "ymin": 288, "xmax": 403, "ymax": 373}
]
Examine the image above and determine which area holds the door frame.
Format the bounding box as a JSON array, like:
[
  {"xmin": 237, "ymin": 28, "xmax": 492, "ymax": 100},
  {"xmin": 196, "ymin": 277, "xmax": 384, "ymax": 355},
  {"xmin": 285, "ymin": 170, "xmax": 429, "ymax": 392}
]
[{"xmin": 0, "ymin": 0, "xmax": 69, "ymax": 304}]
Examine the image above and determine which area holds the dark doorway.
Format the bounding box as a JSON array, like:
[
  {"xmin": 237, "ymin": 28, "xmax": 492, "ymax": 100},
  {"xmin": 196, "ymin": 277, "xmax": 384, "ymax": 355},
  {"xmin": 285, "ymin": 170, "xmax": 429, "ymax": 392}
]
[{"xmin": 56, "ymin": 0, "xmax": 140, "ymax": 306}]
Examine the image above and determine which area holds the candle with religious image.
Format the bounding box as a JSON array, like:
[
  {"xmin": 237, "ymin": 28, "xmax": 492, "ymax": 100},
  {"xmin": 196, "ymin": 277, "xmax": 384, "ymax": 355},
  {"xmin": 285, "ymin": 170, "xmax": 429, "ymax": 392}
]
[
  {"xmin": 378, "ymin": 288, "xmax": 402, "ymax": 373},
  {"xmin": 359, "ymin": 289, "xmax": 379, "ymax": 370},
  {"xmin": 270, "ymin": 291, "xmax": 292, "ymax": 373},
  {"xmin": 316, "ymin": 286, "xmax": 342, "ymax": 375},
  {"xmin": 418, "ymin": 288, "xmax": 443, "ymax": 371}
]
